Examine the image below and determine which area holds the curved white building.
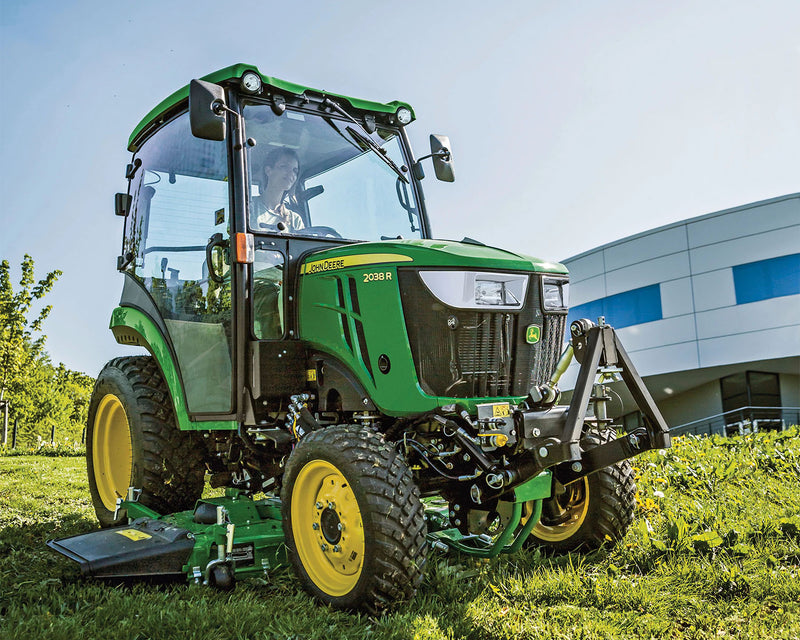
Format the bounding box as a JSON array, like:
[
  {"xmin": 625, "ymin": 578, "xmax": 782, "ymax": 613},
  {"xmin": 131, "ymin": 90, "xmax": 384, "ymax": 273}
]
[{"xmin": 560, "ymin": 193, "xmax": 800, "ymax": 435}]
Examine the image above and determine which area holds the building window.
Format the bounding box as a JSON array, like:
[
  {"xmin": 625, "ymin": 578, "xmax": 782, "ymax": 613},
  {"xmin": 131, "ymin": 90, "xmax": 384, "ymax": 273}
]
[
  {"xmin": 733, "ymin": 253, "xmax": 800, "ymax": 305},
  {"xmin": 720, "ymin": 371, "xmax": 781, "ymax": 413},
  {"xmin": 568, "ymin": 284, "xmax": 662, "ymax": 329}
]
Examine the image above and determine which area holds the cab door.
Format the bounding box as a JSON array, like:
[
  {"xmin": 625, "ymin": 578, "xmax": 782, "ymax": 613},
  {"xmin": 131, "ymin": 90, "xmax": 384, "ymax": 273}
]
[{"xmin": 124, "ymin": 111, "xmax": 234, "ymax": 415}]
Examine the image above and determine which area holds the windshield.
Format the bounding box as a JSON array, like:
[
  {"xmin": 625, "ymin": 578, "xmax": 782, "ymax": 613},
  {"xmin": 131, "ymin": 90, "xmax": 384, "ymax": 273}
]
[{"xmin": 243, "ymin": 103, "xmax": 423, "ymax": 241}]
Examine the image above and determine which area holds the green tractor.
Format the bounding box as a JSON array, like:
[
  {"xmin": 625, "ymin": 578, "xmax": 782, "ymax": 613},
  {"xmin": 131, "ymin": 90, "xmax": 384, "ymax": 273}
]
[{"xmin": 50, "ymin": 64, "xmax": 671, "ymax": 612}]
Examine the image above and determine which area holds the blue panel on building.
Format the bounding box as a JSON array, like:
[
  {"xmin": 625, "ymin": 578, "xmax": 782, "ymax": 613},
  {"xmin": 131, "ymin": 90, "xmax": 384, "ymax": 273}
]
[
  {"xmin": 733, "ymin": 253, "xmax": 800, "ymax": 305},
  {"xmin": 568, "ymin": 284, "xmax": 663, "ymax": 329}
]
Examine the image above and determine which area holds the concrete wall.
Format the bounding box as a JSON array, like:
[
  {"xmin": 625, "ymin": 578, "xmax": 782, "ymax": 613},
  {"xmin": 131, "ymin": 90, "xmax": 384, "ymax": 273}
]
[
  {"xmin": 561, "ymin": 193, "xmax": 800, "ymax": 384},
  {"xmin": 559, "ymin": 193, "xmax": 800, "ymax": 427}
]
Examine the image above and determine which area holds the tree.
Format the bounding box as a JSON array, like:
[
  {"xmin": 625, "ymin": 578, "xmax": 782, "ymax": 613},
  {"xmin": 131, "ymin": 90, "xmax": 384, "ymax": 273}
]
[
  {"xmin": 0, "ymin": 255, "xmax": 61, "ymax": 403},
  {"xmin": 0, "ymin": 256, "xmax": 93, "ymax": 447}
]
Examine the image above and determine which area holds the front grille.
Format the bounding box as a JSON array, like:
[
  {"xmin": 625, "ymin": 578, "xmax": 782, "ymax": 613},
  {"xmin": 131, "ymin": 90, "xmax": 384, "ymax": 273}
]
[
  {"xmin": 398, "ymin": 270, "xmax": 566, "ymax": 398},
  {"xmin": 534, "ymin": 314, "xmax": 567, "ymax": 384}
]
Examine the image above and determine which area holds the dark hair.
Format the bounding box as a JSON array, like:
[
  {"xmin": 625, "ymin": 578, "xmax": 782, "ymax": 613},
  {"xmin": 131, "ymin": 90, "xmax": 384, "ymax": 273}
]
[{"xmin": 264, "ymin": 147, "xmax": 300, "ymax": 169}]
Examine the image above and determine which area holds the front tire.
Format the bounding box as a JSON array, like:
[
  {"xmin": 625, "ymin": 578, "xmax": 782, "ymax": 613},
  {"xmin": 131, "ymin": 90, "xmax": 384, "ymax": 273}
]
[
  {"xmin": 281, "ymin": 425, "xmax": 427, "ymax": 612},
  {"xmin": 528, "ymin": 430, "xmax": 637, "ymax": 552},
  {"xmin": 86, "ymin": 356, "xmax": 205, "ymax": 527}
]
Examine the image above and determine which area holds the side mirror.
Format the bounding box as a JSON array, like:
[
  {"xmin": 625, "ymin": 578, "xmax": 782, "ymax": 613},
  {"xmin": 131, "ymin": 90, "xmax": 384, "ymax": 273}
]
[
  {"xmin": 190, "ymin": 79, "xmax": 227, "ymax": 140},
  {"xmin": 430, "ymin": 134, "xmax": 455, "ymax": 182},
  {"xmin": 115, "ymin": 193, "xmax": 131, "ymax": 217}
]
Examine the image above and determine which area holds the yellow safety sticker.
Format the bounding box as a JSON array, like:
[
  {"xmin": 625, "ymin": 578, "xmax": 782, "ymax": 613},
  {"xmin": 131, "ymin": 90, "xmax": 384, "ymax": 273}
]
[
  {"xmin": 300, "ymin": 253, "xmax": 412, "ymax": 275},
  {"xmin": 116, "ymin": 529, "xmax": 152, "ymax": 541},
  {"xmin": 306, "ymin": 369, "xmax": 317, "ymax": 382},
  {"xmin": 492, "ymin": 403, "xmax": 511, "ymax": 418}
]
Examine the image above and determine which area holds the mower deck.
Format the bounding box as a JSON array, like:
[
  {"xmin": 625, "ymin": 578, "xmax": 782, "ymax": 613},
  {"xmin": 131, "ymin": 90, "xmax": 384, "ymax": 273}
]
[
  {"xmin": 50, "ymin": 472, "xmax": 554, "ymax": 586},
  {"xmin": 49, "ymin": 489, "xmax": 287, "ymax": 585}
]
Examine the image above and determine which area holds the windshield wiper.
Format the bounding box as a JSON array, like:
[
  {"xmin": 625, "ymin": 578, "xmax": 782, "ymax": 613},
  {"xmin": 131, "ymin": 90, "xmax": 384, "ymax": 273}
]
[
  {"xmin": 322, "ymin": 97, "xmax": 409, "ymax": 183},
  {"xmin": 345, "ymin": 126, "xmax": 409, "ymax": 184}
]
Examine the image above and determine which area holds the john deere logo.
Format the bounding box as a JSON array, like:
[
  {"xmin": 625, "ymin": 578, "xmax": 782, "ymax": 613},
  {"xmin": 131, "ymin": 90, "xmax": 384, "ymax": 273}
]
[{"xmin": 525, "ymin": 325, "xmax": 541, "ymax": 344}]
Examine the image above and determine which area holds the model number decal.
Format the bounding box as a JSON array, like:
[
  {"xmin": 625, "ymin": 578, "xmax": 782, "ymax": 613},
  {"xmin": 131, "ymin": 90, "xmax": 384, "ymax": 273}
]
[{"xmin": 363, "ymin": 271, "xmax": 392, "ymax": 283}]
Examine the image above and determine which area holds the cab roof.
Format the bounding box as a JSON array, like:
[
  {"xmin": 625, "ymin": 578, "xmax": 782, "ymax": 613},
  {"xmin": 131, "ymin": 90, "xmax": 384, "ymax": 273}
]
[{"xmin": 128, "ymin": 63, "xmax": 415, "ymax": 152}]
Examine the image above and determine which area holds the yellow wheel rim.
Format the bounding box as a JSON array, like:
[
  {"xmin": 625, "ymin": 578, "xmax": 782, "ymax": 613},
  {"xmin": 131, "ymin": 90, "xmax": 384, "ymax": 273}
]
[
  {"xmin": 291, "ymin": 460, "xmax": 365, "ymax": 597},
  {"xmin": 533, "ymin": 478, "xmax": 590, "ymax": 542},
  {"xmin": 92, "ymin": 394, "xmax": 133, "ymax": 511}
]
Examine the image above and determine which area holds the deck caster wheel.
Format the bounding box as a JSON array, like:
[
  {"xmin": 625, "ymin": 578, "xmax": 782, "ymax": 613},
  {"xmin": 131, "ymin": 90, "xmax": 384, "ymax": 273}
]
[{"xmin": 209, "ymin": 563, "xmax": 236, "ymax": 591}]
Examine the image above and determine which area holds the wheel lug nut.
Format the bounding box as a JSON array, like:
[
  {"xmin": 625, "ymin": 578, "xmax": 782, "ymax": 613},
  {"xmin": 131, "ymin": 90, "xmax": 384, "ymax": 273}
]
[
  {"xmin": 315, "ymin": 502, "xmax": 323, "ymax": 509},
  {"xmin": 327, "ymin": 501, "xmax": 335, "ymax": 509},
  {"xmin": 312, "ymin": 523, "xmax": 319, "ymax": 530},
  {"xmin": 337, "ymin": 523, "xmax": 343, "ymax": 531},
  {"xmin": 320, "ymin": 543, "xmax": 328, "ymax": 551},
  {"xmin": 333, "ymin": 545, "xmax": 341, "ymax": 553}
]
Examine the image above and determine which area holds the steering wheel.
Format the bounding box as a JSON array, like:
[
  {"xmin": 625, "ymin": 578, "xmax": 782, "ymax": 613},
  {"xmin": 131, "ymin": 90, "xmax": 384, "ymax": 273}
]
[{"xmin": 301, "ymin": 226, "xmax": 342, "ymax": 238}]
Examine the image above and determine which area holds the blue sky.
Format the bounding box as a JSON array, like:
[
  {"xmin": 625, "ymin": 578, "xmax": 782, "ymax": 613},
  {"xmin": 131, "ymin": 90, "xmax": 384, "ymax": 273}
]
[{"xmin": 1, "ymin": 0, "xmax": 798, "ymax": 375}]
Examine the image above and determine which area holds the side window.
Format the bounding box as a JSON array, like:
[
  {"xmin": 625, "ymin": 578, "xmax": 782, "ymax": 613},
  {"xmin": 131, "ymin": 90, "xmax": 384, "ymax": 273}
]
[
  {"xmin": 253, "ymin": 249, "xmax": 285, "ymax": 339},
  {"xmin": 122, "ymin": 112, "xmax": 233, "ymax": 413}
]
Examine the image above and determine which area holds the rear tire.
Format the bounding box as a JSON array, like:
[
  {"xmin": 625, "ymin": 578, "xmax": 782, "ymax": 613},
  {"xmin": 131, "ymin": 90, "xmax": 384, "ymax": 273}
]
[
  {"xmin": 281, "ymin": 425, "xmax": 427, "ymax": 612},
  {"xmin": 86, "ymin": 356, "xmax": 205, "ymax": 527},
  {"xmin": 528, "ymin": 430, "xmax": 636, "ymax": 552}
]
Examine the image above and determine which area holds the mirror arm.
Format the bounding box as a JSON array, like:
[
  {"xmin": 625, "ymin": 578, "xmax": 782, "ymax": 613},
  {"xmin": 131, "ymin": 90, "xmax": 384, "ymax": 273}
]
[
  {"xmin": 210, "ymin": 100, "xmax": 248, "ymax": 150},
  {"xmin": 212, "ymin": 100, "xmax": 237, "ymax": 118},
  {"xmin": 414, "ymin": 148, "xmax": 451, "ymax": 163}
]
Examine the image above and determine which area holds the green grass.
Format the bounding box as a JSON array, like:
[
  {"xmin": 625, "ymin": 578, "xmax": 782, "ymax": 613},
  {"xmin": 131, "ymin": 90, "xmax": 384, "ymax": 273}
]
[{"xmin": 1, "ymin": 429, "xmax": 799, "ymax": 639}]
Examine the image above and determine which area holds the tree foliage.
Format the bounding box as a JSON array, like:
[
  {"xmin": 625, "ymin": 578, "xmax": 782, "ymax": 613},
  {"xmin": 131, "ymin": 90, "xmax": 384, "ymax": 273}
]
[{"xmin": 0, "ymin": 255, "xmax": 92, "ymax": 446}]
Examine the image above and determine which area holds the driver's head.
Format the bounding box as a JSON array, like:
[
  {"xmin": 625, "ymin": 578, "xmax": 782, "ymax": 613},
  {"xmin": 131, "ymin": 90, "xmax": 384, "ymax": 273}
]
[{"xmin": 263, "ymin": 148, "xmax": 300, "ymax": 194}]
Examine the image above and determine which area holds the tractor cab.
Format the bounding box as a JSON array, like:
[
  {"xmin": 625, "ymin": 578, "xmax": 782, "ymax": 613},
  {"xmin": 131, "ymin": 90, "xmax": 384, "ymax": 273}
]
[{"xmin": 116, "ymin": 65, "xmax": 451, "ymax": 421}]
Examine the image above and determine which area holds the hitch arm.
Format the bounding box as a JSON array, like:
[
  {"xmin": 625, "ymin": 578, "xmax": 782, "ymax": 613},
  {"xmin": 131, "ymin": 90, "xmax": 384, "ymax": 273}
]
[
  {"xmin": 551, "ymin": 426, "xmax": 653, "ymax": 485},
  {"xmin": 534, "ymin": 320, "xmax": 671, "ymax": 470},
  {"xmin": 614, "ymin": 335, "xmax": 671, "ymax": 449},
  {"xmin": 565, "ymin": 322, "xmax": 670, "ymax": 448}
]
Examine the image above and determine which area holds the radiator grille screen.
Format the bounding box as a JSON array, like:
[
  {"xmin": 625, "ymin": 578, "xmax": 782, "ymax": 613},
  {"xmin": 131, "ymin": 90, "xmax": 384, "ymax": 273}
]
[{"xmin": 398, "ymin": 270, "xmax": 566, "ymax": 398}]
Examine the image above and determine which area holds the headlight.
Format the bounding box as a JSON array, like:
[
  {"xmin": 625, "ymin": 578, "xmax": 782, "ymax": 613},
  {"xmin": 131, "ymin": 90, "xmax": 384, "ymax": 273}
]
[
  {"xmin": 240, "ymin": 71, "xmax": 262, "ymax": 94},
  {"xmin": 475, "ymin": 279, "xmax": 519, "ymax": 306},
  {"xmin": 396, "ymin": 107, "xmax": 413, "ymax": 125},
  {"xmin": 419, "ymin": 271, "xmax": 527, "ymax": 310},
  {"xmin": 542, "ymin": 278, "xmax": 569, "ymax": 310}
]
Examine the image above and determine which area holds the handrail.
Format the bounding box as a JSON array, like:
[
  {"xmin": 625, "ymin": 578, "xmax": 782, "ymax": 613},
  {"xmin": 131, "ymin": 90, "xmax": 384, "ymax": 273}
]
[
  {"xmin": 669, "ymin": 406, "xmax": 800, "ymax": 437},
  {"xmin": 673, "ymin": 406, "xmax": 800, "ymax": 430}
]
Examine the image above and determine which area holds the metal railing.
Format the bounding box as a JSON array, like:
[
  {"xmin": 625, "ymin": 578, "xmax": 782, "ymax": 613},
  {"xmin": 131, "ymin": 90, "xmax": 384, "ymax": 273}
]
[{"xmin": 670, "ymin": 406, "xmax": 800, "ymax": 437}]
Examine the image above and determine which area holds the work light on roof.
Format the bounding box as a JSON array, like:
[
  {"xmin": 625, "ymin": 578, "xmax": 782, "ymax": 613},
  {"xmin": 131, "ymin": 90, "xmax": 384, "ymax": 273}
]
[
  {"xmin": 396, "ymin": 107, "xmax": 412, "ymax": 125},
  {"xmin": 241, "ymin": 71, "xmax": 262, "ymax": 94}
]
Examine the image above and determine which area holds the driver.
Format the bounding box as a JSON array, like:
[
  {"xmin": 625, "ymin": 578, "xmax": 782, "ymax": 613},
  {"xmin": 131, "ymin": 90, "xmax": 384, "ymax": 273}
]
[{"xmin": 253, "ymin": 148, "xmax": 305, "ymax": 232}]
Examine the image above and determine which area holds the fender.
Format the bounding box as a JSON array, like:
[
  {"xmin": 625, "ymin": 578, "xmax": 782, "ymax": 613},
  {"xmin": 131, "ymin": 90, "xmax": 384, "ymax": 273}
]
[
  {"xmin": 110, "ymin": 306, "xmax": 237, "ymax": 432},
  {"xmin": 309, "ymin": 352, "xmax": 376, "ymax": 413}
]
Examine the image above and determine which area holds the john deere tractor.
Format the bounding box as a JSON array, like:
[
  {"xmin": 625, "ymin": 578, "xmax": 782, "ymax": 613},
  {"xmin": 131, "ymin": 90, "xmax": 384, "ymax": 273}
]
[{"xmin": 50, "ymin": 64, "xmax": 671, "ymax": 612}]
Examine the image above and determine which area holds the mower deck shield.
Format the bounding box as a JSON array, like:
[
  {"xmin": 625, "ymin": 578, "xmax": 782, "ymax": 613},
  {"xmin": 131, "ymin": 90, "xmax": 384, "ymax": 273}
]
[{"xmin": 47, "ymin": 518, "xmax": 195, "ymax": 578}]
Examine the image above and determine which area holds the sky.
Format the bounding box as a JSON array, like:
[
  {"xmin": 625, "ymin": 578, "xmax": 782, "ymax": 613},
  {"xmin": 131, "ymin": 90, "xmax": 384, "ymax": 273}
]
[{"xmin": 1, "ymin": 0, "xmax": 798, "ymax": 376}]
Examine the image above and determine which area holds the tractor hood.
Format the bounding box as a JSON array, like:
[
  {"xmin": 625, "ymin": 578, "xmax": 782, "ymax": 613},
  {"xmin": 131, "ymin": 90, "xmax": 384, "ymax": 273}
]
[{"xmin": 299, "ymin": 239, "xmax": 568, "ymax": 276}]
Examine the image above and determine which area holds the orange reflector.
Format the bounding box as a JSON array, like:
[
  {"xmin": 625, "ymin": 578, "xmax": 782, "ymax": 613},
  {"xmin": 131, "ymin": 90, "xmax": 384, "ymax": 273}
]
[{"xmin": 234, "ymin": 233, "xmax": 254, "ymax": 264}]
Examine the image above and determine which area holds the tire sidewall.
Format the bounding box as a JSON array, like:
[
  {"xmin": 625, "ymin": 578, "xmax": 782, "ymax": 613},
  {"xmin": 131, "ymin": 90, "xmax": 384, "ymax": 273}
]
[
  {"xmin": 550, "ymin": 462, "xmax": 632, "ymax": 550},
  {"xmin": 86, "ymin": 361, "xmax": 146, "ymax": 527},
  {"xmin": 281, "ymin": 429, "xmax": 397, "ymax": 609},
  {"xmin": 529, "ymin": 430, "xmax": 636, "ymax": 552}
]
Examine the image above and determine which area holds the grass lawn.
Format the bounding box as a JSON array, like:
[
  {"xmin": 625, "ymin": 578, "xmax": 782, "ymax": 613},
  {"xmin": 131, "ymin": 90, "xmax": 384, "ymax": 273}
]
[{"xmin": 1, "ymin": 429, "xmax": 799, "ymax": 640}]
